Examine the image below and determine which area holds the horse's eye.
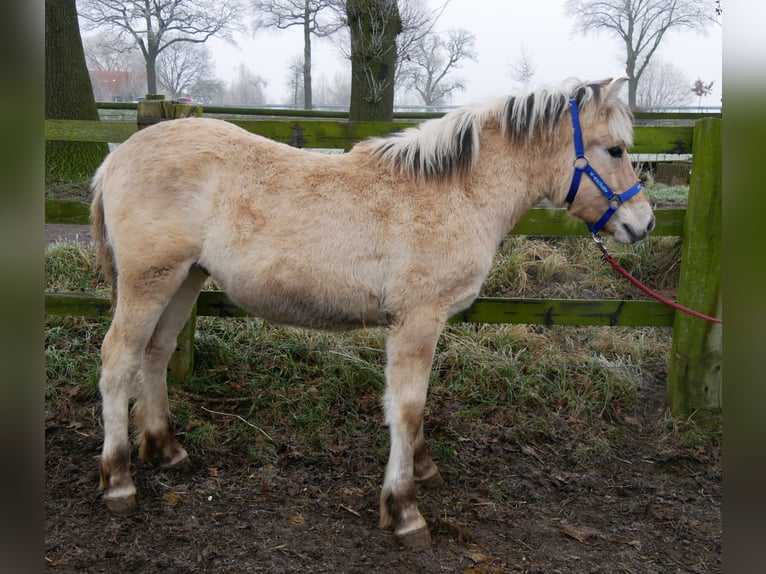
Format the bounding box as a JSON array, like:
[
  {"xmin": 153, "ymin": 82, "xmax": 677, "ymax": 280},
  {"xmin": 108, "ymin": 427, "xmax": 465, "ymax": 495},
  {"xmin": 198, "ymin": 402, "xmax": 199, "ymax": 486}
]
[{"xmin": 607, "ymin": 146, "xmax": 623, "ymax": 158}]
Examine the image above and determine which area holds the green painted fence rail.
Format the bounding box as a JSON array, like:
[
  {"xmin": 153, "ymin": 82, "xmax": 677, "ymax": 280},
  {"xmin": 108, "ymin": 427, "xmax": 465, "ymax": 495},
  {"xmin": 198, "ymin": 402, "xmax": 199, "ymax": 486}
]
[
  {"xmin": 44, "ymin": 292, "xmax": 675, "ymax": 328},
  {"xmin": 45, "ymin": 118, "xmax": 695, "ymax": 154},
  {"xmin": 44, "ymin": 114, "xmax": 722, "ymax": 416},
  {"xmin": 95, "ymin": 101, "xmax": 720, "ymax": 122}
]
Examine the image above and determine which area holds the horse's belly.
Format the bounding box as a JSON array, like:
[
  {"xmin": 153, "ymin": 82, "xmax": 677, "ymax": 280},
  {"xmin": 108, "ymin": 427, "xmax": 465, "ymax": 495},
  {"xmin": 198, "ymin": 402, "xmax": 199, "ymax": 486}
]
[{"xmin": 221, "ymin": 281, "xmax": 394, "ymax": 330}]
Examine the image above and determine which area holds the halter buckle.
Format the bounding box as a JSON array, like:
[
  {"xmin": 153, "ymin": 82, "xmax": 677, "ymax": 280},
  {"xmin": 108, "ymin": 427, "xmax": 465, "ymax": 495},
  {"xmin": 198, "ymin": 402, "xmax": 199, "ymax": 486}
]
[{"xmin": 573, "ymin": 156, "xmax": 589, "ymax": 170}]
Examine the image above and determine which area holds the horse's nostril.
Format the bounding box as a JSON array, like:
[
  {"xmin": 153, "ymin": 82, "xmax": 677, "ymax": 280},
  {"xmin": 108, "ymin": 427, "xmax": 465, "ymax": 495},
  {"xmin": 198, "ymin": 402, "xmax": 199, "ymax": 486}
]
[{"xmin": 647, "ymin": 215, "xmax": 656, "ymax": 233}]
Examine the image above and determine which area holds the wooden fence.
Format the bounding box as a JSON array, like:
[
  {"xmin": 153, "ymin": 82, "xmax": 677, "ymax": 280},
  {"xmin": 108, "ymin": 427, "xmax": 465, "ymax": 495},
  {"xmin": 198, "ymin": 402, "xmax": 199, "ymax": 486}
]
[{"xmin": 44, "ymin": 105, "xmax": 722, "ymax": 417}]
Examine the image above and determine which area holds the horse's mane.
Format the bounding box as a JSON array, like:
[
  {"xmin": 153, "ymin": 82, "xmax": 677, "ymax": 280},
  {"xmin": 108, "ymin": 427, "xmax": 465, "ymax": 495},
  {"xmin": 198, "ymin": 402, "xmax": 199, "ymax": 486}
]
[{"xmin": 361, "ymin": 79, "xmax": 633, "ymax": 180}]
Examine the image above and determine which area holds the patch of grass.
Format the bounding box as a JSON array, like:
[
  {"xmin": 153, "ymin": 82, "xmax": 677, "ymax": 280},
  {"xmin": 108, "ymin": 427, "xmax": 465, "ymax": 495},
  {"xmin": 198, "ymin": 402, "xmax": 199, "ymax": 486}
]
[
  {"xmin": 428, "ymin": 323, "xmax": 664, "ymax": 446},
  {"xmin": 45, "ymin": 245, "xmax": 109, "ymax": 412},
  {"xmin": 662, "ymin": 410, "xmax": 723, "ymax": 449},
  {"xmin": 45, "ymin": 243, "xmax": 108, "ymax": 294},
  {"xmin": 483, "ymin": 235, "xmax": 682, "ymax": 300},
  {"xmin": 185, "ymin": 319, "xmax": 388, "ymax": 463},
  {"xmin": 45, "ymin": 316, "xmax": 108, "ymax": 409},
  {"xmin": 643, "ymin": 183, "xmax": 688, "ymax": 207},
  {"xmin": 45, "ymin": 177, "xmax": 92, "ymax": 201}
]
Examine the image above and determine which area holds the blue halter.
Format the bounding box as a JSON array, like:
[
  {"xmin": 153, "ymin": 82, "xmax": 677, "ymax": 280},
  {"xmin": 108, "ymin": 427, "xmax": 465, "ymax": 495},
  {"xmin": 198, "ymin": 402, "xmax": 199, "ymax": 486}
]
[{"xmin": 565, "ymin": 97, "xmax": 642, "ymax": 235}]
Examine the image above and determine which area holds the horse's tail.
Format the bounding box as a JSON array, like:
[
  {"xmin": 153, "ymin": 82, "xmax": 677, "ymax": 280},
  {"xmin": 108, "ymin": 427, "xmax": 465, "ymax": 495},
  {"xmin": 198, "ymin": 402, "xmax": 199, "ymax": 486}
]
[{"xmin": 90, "ymin": 163, "xmax": 118, "ymax": 307}]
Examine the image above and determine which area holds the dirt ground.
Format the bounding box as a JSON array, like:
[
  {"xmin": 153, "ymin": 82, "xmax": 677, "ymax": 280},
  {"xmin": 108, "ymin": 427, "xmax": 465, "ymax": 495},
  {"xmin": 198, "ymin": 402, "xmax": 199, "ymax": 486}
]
[
  {"xmin": 45, "ymin": 225, "xmax": 721, "ymax": 573},
  {"xmin": 44, "ymin": 372, "xmax": 721, "ymax": 574}
]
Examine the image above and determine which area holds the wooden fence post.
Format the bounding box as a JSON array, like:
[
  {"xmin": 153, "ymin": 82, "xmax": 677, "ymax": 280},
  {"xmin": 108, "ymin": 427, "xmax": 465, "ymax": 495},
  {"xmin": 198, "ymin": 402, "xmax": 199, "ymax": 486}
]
[
  {"xmin": 136, "ymin": 95, "xmax": 203, "ymax": 382},
  {"xmin": 666, "ymin": 118, "xmax": 722, "ymax": 417}
]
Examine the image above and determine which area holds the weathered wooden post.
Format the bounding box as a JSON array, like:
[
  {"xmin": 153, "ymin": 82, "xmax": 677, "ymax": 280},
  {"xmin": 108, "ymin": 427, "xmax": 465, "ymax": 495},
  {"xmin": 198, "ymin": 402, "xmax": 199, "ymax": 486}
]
[
  {"xmin": 136, "ymin": 95, "xmax": 203, "ymax": 382},
  {"xmin": 666, "ymin": 118, "xmax": 722, "ymax": 417}
]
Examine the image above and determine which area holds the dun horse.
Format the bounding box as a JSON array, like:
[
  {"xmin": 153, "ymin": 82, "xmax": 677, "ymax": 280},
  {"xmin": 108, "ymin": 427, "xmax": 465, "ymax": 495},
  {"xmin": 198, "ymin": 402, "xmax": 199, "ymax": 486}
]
[{"xmin": 91, "ymin": 78, "xmax": 654, "ymax": 547}]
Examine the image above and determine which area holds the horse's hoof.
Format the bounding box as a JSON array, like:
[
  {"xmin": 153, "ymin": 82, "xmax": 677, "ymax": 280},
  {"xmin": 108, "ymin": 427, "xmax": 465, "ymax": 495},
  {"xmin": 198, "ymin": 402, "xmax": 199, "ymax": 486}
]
[
  {"xmin": 396, "ymin": 526, "xmax": 432, "ymax": 549},
  {"xmin": 103, "ymin": 492, "xmax": 137, "ymax": 516},
  {"xmin": 161, "ymin": 449, "xmax": 189, "ymax": 470},
  {"xmin": 416, "ymin": 469, "xmax": 444, "ymax": 489}
]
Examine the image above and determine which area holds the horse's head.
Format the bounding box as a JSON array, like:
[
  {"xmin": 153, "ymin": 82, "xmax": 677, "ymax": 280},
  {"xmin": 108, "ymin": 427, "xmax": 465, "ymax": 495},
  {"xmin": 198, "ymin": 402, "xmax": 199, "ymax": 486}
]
[{"xmin": 563, "ymin": 78, "xmax": 655, "ymax": 244}]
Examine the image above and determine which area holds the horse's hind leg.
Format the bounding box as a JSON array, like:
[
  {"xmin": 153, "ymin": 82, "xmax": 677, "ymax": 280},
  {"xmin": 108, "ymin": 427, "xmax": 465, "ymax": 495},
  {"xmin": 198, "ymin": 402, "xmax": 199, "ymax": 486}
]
[
  {"xmin": 134, "ymin": 266, "xmax": 207, "ymax": 469},
  {"xmin": 98, "ymin": 260, "xmax": 199, "ymax": 515},
  {"xmin": 379, "ymin": 308, "xmax": 445, "ymax": 548}
]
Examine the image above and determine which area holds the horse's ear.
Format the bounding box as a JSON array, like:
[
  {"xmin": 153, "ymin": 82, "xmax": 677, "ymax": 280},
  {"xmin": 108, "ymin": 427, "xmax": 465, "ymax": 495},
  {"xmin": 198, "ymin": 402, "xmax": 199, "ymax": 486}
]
[{"xmin": 604, "ymin": 77, "xmax": 629, "ymax": 99}]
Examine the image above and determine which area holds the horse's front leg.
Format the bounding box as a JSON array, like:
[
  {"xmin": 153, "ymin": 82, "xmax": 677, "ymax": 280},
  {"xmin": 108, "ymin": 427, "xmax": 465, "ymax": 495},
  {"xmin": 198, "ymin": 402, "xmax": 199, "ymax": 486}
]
[{"xmin": 380, "ymin": 309, "xmax": 445, "ymax": 548}]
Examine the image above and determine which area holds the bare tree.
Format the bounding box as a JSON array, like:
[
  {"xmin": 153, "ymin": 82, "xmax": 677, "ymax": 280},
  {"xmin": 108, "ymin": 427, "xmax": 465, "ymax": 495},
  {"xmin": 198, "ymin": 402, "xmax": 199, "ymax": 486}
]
[
  {"xmin": 394, "ymin": 0, "xmax": 449, "ymax": 68},
  {"xmin": 156, "ymin": 41, "xmax": 215, "ymax": 98},
  {"xmin": 399, "ymin": 28, "xmax": 476, "ymax": 105},
  {"xmin": 565, "ymin": 0, "xmax": 716, "ymax": 108},
  {"xmin": 332, "ymin": 0, "xmax": 448, "ymax": 78},
  {"xmin": 192, "ymin": 78, "xmax": 228, "ymax": 104},
  {"xmin": 83, "ymin": 30, "xmax": 143, "ymax": 72},
  {"xmin": 314, "ymin": 69, "xmax": 352, "ymax": 106},
  {"xmin": 636, "ymin": 58, "xmax": 693, "ymax": 109},
  {"xmin": 83, "ymin": 32, "xmax": 147, "ymax": 100},
  {"xmin": 337, "ymin": 0, "xmax": 449, "ymax": 120},
  {"xmin": 252, "ymin": 1, "xmax": 344, "ymax": 109},
  {"xmin": 225, "ymin": 64, "xmax": 268, "ymax": 105},
  {"xmin": 691, "ymin": 78, "xmax": 715, "ymax": 108},
  {"xmin": 285, "ymin": 54, "xmax": 306, "ymax": 105},
  {"xmin": 508, "ymin": 46, "xmax": 536, "ymax": 86},
  {"xmin": 78, "ymin": 0, "xmax": 242, "ymax": 95}
]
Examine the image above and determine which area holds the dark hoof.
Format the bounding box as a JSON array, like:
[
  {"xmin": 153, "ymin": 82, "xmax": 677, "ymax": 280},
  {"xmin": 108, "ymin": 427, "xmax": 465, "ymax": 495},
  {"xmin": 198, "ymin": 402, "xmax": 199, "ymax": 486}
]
[
  {"xmin": 104, "ymin": 492, "xmax": 137, "ymax": 516},
  {"xmin": 416, "ymin": 469, "xmax": 444, "ymax": 489},
  {"xmin": 396, "ymin": 526, "xmax": 431, "ymax": 549}
]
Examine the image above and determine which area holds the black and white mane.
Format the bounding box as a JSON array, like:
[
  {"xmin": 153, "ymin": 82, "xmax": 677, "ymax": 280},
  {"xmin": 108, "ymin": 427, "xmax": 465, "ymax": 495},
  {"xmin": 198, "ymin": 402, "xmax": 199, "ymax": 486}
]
[{"xmin": 363, "ymin": 79, "xmax": 633, "ymax": 180}]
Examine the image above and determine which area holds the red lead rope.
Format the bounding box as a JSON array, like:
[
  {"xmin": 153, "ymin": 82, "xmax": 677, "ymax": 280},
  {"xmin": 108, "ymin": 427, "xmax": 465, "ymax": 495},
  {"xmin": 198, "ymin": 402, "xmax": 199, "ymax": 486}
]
[{"xmin": 595, "ymin": 238, "xmax": 723, "ymax": 324}]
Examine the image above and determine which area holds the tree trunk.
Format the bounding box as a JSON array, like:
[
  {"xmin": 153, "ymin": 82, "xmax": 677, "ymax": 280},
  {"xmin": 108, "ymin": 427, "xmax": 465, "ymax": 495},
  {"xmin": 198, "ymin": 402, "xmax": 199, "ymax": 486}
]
[
  {"xmin": 45, "ymin": 0, "xmax": 108, "ymax": 181},
  {"xmin": 346, "ymin": 0, "xmax": 401, "ymax": 121},
  {"xmin": 303, "ymin": 2, "xmax": 313, "ymax": 110},
  {"xmin": 628, "ymin": 76, "xmax": 639, "ymax": 110},
  {"xmin": 145, "ymin": 34, "xmax": 160, "ymax": 96},
  {"xmin": 146, "ymin": 57, "xmax": 158, "ymax": 95},
  {"xmin": 625, "ymin": 47, "xmax": 638, "ymax": 110}
]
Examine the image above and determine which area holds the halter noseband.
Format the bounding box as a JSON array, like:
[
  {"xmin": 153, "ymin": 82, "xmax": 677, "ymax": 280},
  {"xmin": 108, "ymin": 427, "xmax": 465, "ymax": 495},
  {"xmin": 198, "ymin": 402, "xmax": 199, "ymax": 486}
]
[{"xmin": 565, "ymin": 97, "xmax": 642, "ymax": 235}]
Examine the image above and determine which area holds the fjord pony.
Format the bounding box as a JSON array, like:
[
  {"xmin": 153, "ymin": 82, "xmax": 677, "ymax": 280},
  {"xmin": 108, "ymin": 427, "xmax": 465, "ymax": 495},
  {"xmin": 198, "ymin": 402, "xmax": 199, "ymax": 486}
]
[{"xmin": 91, "ymin": 78, "xmax": 654, "ymax": 547}]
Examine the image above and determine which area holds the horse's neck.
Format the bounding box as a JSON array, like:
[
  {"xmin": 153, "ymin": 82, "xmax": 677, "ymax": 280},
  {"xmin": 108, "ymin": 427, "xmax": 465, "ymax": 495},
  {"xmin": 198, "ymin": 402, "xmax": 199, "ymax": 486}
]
[{"xmin": 468, "ymin": 129, "xmax": 562, "ymax": 240}]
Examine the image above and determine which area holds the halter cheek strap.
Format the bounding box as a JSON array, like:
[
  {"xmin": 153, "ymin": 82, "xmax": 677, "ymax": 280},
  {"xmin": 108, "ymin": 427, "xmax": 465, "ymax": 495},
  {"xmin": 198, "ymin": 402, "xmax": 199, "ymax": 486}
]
[{"xmin": 566, "ymin": 97, "xmax": 642, "ymax": 235}]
